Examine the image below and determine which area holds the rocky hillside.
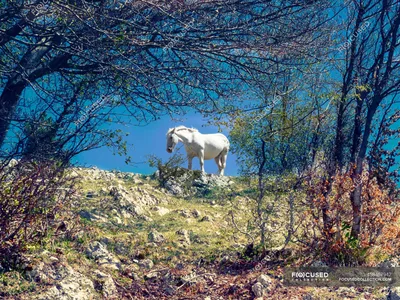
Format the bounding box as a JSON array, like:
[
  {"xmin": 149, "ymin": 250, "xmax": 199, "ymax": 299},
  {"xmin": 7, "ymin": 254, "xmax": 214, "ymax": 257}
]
[{"xmin": 0, "ymin": 167, "xmax": 398, "ymax": 299}]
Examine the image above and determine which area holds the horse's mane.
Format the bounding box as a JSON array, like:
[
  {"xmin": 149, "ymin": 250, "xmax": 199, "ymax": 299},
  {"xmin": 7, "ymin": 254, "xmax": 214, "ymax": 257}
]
[{"xmin": 166, "ymin": 125, "xmax": 198, "ymax": 135}]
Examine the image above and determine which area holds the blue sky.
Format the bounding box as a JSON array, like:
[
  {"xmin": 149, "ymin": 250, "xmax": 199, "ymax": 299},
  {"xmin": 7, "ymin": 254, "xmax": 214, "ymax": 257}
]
[
  {"xmin": 75, "ymin": 112, "xmax": 239, "ymax": 175},
  {"xmin": 75, "ymin": 107, "xmax": 399, "ymax": 177}
]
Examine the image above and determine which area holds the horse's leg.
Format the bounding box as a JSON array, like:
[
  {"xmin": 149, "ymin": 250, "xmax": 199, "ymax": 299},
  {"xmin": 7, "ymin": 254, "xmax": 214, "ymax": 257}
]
[
  {"xmin": 220, "ymin": 151, "xmax": 228, "ymax": 176},
  {"xmin": 214, "ymin": 155, "xmax": 222, "ymax": 175},
  {"xmin": 199, "ymin": 150, "xmax": 205, "ymax": 173},
  {"xmin": 188, "ymin": 156, "xmax": 193, "ymax": 170}
]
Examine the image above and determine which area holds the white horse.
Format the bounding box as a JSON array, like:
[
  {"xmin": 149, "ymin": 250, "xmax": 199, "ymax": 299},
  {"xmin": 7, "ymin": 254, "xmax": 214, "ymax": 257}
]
[{"xmin": 166, "ymin": 126, "xmax": 230, "ymax": 175}]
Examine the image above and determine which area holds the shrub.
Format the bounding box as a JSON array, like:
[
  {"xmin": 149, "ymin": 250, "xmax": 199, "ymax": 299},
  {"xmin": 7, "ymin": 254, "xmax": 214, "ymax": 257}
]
[
  {"xmin": 148, "ymin": 153, "xmax": 205, "ymax": 197},
  {"xmin": 229, "ymin": 176, "xmax": 300, "ymax": 254},
  {"xmin": 148, "ymin": 152, "xmax": 186, "ymax": 186},
  {"xmin": 0, "ymin": 160, "xmax": 77, "ymax": 269},
  {"xmin": 300, "ymin": 167, "xmax": 400, "ymax": 265}
]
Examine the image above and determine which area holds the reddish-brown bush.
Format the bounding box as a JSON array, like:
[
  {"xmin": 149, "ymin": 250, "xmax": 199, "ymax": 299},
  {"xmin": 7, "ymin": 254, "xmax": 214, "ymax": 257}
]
[{"xmin": 300, "ymin": 167, "xmax": 400, "ymax": 265}]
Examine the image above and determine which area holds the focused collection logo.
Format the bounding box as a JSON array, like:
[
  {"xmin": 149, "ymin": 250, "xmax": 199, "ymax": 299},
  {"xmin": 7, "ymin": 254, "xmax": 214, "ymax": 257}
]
[
  {"xmin": 284, "ymin": 267, "xmax": 397, "ymax": 287},
  {"xmin": 291, "ymin": 271, "xmax": 329, "ymax": 282}
]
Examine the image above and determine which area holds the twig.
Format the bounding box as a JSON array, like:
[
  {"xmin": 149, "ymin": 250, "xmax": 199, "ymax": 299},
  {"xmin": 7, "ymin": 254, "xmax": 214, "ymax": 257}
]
[
  {"xmin": 229, "ymin": 210, "xmax": 255, "ymax": 244},
  {"xmin": 114, "ymin": 279, "xmax": 134, "ymax": 300},
  {"xmin": 175, "ymin": 273, "xmax": 216, "ymax": 291}
]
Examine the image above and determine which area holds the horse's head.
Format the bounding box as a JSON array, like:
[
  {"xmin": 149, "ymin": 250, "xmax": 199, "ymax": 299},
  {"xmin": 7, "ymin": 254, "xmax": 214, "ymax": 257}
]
[{"xmin": 166, "ymin": 128, "xmax": 179, "ymax": 153}]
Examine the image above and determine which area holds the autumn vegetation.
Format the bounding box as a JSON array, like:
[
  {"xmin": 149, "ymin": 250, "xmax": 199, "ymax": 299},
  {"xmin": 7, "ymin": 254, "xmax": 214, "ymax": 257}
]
[{"xmin": 0, "ymin": 0, "xmax": 399, "ymax": 298}]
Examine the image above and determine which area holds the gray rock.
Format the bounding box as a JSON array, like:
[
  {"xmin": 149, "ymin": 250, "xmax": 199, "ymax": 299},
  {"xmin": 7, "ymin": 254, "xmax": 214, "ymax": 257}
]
[
  {"xmin": 257, "ymin": 274, "xmax": 273, "ymax": 289},
  {"xmin": 121, "ymin": 209, "xmax": 133, "ymax": 220},
  {"xmin": 131, "ymin": 204, "xmax": 145, "ymax": 215},
  {"xmin": 161, "ymin": 169, "xmax": 233, "ymax": 197},
  {"xmin": 144, "ymin": 272, "xmax": 158, "ymax": 280},
  {"xmin": 200, "ymin": 215, "xmax": 212, "ymax": 222},
  {"xmin": 140, "ymin": 215, "xmax": 153, "ymax": 222},
  {"xmin": 179, "ymin": 210, "xmax": 192, "ymax": 218},
  {"xmin": 191, "ymin": 209, "xmax": 201, "ymax": 218},
  {"xmin": 93, "ymin": 270, "xmax": 118, "ymax": 298},
  {"xmin": 389, "ymin": 287, "xmax": 400, "ymax": 300},
  {"xmin": 132, "ymin": 273, "xmax": 141, "ymax": 281},
  {"xmin": 135, "ymin": 178, "xmax": 144, "ymax": 185},
  {"xmin": 310, "ymin": 260, "xmax": 328, "ymax": 267},
  {"xmin": 138, "ymin": 259, "xmax": 154, "ymax": 270},
  {"xmin": 251, "ymin": 274, "xmax": 273, "ymax": 298},
  {"xmin": 99, "ymin": 188, "xmax": 108, "ymax": 195},
  {"xmin": 148, "ymin": 230, "xmax": 165, "ymax": 244},
  {"xmin": 152, "ymin": 206, "xmax": 171, "ymax": 216},
  {"xmin": 26, "ymin": 262, "xmax": 50, "ymax": 282},
  {"xmin": 252, "ymin": 282, "xmax": 265, "ymax": 298},
  {"xmin": 113, "ymin": 216, "xmax": 123, "ymax": 224},
  {"xmin": 85, "ymin": 241, "xmax": 121, "ymax": 271},
  {"xmin": 109, "ymin": 184, "xmax": 160, "ymax": 217},
  {"xmin": 34, "ymin": 265, "xmax": 97, "ymax": 300},
  {"xmin": 220, "ymin": 256, "xmax": 232, "ymax": 265},
  {"xmin": 78, "ymin": 210, "xmax": 108, "ymax": 223},
  {"xmin": 8, "ymin": 158, "xmax": 19, "ymax": 168},
  {"xmin": 378, "ymin": 258, "xmax": 400, "ymax": 268},
  {"xmin": 86, "ymin": 191, "xmax": 98, "ymax": 198},
  {"xmin": 48, "ymin": 256, "xmax": 59, "ymax": 264},
  {"xmin": 193, "ymin": 173, "xmax": 232, "ymax": 188},
  {"xmin": 165, "ymin": 180, "xmax": 184, "ymax": 196},
  {"xmin": 176, "ymin": 229, "xmax": 191, "ymax": 246}
]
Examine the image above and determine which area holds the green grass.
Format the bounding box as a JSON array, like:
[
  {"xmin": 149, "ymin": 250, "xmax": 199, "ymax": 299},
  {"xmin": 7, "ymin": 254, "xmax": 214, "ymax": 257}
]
[
  {"xmin": 2, "ymin": 167, "xmax": 395, "ymax": 299},
  {"xmin": 72, "ymin": 169, "xmax": 294, "ymax": 264},
  {"xmin": 3, "ymin": 168, "xmax": 298, "ymax": 297},
  {"xmin": 0, "ymin": 271, "xmax": 36, "ymax": 296},
  {"xmin": 65, "ymin": 169, "xmax": 256, "ymax": 266}
]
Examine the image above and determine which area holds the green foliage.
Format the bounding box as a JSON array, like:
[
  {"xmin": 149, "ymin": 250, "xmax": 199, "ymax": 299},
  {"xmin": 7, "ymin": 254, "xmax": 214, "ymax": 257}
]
[
  {"xmin": 22, "ymin": 114, "xmax": 64, "ymax": 162},
  {"xmin": 0, "ymin": 271, "xmax": 36, "ymax": 297},
  {"xmin": 334, "ymin": 222, "xmax": 368, "ymax": 265},
  {"xmin": 230, "ymin": 96, "xmax": 322, "ymax": 176},
  {"xmin": 148, "ymin": 152, "xmax": 203, "ymax": 197},
  {"xmin": 342, "ymin": 222, "xmax": 358, "ymax": 249}
]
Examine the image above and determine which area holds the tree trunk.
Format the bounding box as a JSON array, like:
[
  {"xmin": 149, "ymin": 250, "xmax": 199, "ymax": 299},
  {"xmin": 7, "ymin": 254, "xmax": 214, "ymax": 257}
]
[
  {"xmin": 258, "ymin": 139, "xmax": 267, "ymax": 247},
  {"xmin": 331, "ymin": 7, "xmax": 365, "ymax": 174},
  {"xmin": 0, "ymin": 82, "xmax": 26, "ymax": 147},
  {"xmin": 350, "ymin": 90, "xmax": 366, "ymax": 164},
  {"xmin": 350, "ymin": 101, "xmax": 379, "ymax": 237},
  {"xmin": 332, "ymin": 100, "xmax": 345, "ymax": 174}
]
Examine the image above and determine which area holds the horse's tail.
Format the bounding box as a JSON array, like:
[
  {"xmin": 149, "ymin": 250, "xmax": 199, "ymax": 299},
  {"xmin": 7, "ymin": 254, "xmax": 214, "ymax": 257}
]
[
  {"xmin": 225, "ymin": 136, "xmax": 230, "ymax": 151},
  {"xmin": 221, "ymin": 136, "xmax": 230, "ymax": 154}
]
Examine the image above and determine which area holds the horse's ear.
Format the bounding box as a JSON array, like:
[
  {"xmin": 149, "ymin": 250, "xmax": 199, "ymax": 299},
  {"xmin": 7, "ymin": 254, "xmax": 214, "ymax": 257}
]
[{"xmin": 171, "ymin": 128, "xmax": 175, "ymax": 134}]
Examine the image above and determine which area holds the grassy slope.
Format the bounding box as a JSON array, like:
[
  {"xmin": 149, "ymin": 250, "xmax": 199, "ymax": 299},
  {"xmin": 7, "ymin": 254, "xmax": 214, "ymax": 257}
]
[{"xmin": 0, "ymin": 168, "xmax": 390, "ymax": 299}]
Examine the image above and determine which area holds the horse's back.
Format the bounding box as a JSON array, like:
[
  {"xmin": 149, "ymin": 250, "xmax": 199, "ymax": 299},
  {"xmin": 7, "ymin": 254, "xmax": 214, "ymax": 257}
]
[
  {"xmin": 199, "ymin": 133, "xmax": 229, "ymax": 160},
  {"xmin": 202, "ymin": 133, "xmax": 229, "ymax": 145}
]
